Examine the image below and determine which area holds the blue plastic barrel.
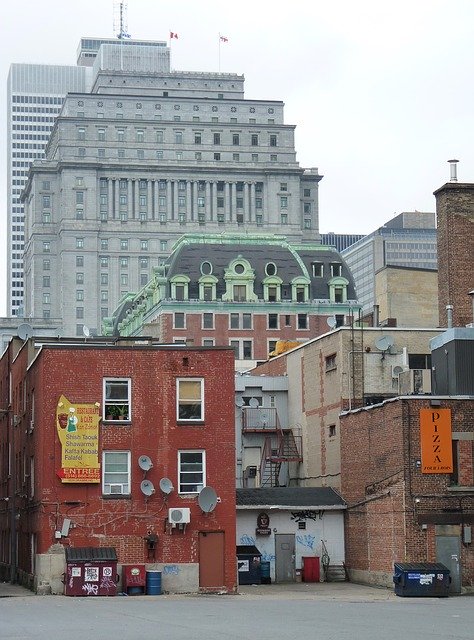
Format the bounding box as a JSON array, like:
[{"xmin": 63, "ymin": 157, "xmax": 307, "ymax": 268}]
[
  {"xmin": 261, "ymin": 561, "xmax": 271, "ymax": 584},
  {"xmin": 146, "ymin": 570, "xmax": 162, "ymax": 595}
]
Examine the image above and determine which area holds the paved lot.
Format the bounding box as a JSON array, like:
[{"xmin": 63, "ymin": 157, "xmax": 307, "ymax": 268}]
[{"xmin": 1, "ymin": 581, "xmax": 472, "ymax": 640}]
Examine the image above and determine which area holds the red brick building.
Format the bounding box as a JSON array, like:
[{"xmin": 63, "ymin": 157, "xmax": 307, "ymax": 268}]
[
  {"xmin": 0, "ymin": 337, "xmax": 236, "ymax": 594},
  {"xmin": 434, "ymin": 181, "xmax": 474, "ymax": 328},
  {"xmin": 340, "ymin": 397, "xmax": 473, "ymax": 592}
]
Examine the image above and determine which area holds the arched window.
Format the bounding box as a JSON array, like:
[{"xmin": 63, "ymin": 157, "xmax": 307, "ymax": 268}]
[
  {"xmin": 198, "ymin": 275, "xmax": 218, "ymax": 301},
  {"xmin": 328, "ymin": 276, "xmax": 349, "ymax": 303},
  {"xmin": 222, "ymin": 257, "xmax": 257, "ymax": 303},
  {"xmin": 291, "ymin": 276, "xmax": 311, "ymax": 303}
]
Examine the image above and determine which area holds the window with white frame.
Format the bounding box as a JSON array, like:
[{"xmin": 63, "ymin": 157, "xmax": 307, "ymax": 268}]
[
  {"xmin": 177, "ymin": 378, "xmax": 204, "ymax": 421},
  {"xmin": 202, "ymin": 313, "xmax": 214, "ymax": 329},
  {"xmin": 102, "ymin": 451, "xmax": 131, "ymax": 495},
  {"xmin": 178, "ymin": 450, "xmax": 205, "ymax": 493},
  {"xmin": 103, "ymin": 378, "xmax": 131, "ymax": 421}
]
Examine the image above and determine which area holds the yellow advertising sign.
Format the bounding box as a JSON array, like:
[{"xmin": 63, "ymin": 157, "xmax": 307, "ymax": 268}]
[
  {"xmin": 419, "ymin": 408, "xmax": 453, "ymax": 474},
  {"xmin": 56, "ymin": 395, "xmax": 101, "ymax": 483}
]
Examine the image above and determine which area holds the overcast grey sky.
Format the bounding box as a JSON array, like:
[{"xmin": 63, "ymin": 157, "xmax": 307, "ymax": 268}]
[{"xmin": 2, "ymin": 0, "xmax": 474, "ymax": 316}]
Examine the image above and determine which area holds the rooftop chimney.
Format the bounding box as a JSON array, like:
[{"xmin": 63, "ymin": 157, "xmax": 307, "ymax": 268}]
[
  {"xmin": 448, "ymin": 159, "xmax": 459, "ymax": 182},
  {"xmin": 446, "ymin": 304, "xmax": 453, "ymax": 328}
]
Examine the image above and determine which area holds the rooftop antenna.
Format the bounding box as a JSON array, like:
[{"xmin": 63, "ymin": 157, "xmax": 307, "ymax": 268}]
[
  {"xmin": 114, "ymin": 1, "xmax": 131, "ymax": 39},
  {"xmin": 113, "ymin": 1, "xmax": 131, "ymax": 72}
]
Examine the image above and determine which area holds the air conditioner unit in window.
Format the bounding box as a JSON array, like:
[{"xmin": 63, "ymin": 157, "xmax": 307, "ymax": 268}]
[
  {"xmin": 109, "ymin": 484, "xmax": 126, "ymax": 495},
  {"xmin": 168, "ymin": 507, "xmax": 191, "ymax": 525}
]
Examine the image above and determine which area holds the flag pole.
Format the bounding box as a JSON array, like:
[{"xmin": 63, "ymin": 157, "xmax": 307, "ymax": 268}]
[{"xmin": 218, "ymin": 33, "xmax": 221, "ymax": 72}]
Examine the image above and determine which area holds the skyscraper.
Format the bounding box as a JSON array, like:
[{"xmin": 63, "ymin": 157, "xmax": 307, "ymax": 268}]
[{"xmin": 21, "ymin": 40, "xmax": 322, "ymax": 336}]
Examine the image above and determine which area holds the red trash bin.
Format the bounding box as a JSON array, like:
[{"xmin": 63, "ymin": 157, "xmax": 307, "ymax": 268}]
[
  {"xmin": 302, "ymin": 556, "xmax": 320, "ymax": 582},
  {"xmin": 64, "ymin": 547, "xmax": 118, "ymax": 596}
]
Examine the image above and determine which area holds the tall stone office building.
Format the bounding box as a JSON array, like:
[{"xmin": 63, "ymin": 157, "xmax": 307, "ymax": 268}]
[
  {"xmin": 22, "ymin": 40, "xmax": 322, "ymax": 336},
  {"xmin": 7, "ymin": 38, "xmax": 166, "ymax": 317}
]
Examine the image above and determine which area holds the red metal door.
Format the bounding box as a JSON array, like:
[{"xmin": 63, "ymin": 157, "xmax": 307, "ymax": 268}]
[
  {"xmin": 199, "ymin": 531, "xmax": 225, "ymax": 588},
  {"xmin": 302, "ymin": 556, "xmax": 320, "ymax": 582}
]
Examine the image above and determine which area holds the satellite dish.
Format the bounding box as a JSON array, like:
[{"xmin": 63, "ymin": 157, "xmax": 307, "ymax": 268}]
[
  {"xmin": 249, "ymin": 397, "xmax": 259, "ymax": 408},
  {"xmin": 138, "ymin": 455, "xmax": 153, "ymax": 471},
  {"xmin": 375, "ymin": 335, "xmax": 394, "ymax": 352},
  {"xmin": 326, "ymin": 316, "xmax": 337, "ymax": 329},
  {"xmin": 198, "ymin": 486, "xmax": 218, "ymax": 513},
  {"xmin": 140, "ymin": 480, "xmax": 155, "ymax": 496},
  {"xmin": 159, "ymin": 477, "xmax": 174, "ymax": 495},
  {"xmin": 17, "ymin": 323, "xmax": 34, "ymax": 341},
  {"xmin": 235, "ymin": 397, "xmax": 244, "ymax": 407},
  {"xmin": 82, "ymin": 325, "xmax": 90, "ymax": 338}
]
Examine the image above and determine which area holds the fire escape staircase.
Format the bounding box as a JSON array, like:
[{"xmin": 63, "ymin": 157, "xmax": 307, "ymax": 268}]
[{"xmin": 241, "ymin": 408, "xmax": 302, "ymax": 488}]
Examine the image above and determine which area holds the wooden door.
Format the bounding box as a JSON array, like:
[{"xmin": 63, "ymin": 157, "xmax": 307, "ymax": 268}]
[{"xmin": 199, "ymin": 531, "xmax": 225, "ymax": 588}]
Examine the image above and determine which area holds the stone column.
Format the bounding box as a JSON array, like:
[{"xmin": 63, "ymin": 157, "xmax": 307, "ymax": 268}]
[
  {"xmin": 205, "ymin": 181, "xmax": 211, "ymax": 220},
  {"xmin": 186, "ymin": 181, "xmax": 192, "ymax": 220},
  {"xmin": 225, "ymin": 182, "xmax": 231, "ymax": 220},
  {"xmin": 146, "ymin": 180, "xmax": 152, "ymax": 221},
  {"xmin": 231, "ymin": 182, "xmax": 237, "ymax": 222},
  {"xmin": 114, "ymin": 179, "xmax": 120, "ymax": 220},
  {"xmin": 166, "ymin": 180, "xmax": 173, "ymax": 220},
  {"xmin": 244, "ymin": 182, "xmax": 250, "ymax": 221},
  {"xmin": 173, "ymin": 181, "xmax": 179, "ymax": 220},
  {"xmin": 134, "ymin": 179, "xmax": 139, "ymax": 220},
  {"xmin": 108, "ymin": 179, "xmax": 113, "ymax": 220},
  {"xmin": 250, "ymin": 182, "xmax": 256, "ymax": 222},
  {"xmin": 212, "ymin": 182, "xmax": 217, "ymax": 220}
]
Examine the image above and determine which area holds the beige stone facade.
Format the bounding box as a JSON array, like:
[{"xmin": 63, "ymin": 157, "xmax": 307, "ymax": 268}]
[{"xmin": 375, "ymin": 266, "xmax": 439, "ymax": 327}]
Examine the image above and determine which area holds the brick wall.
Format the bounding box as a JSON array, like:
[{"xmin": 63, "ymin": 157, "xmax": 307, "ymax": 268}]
[
  {"xmin": 435, "ymin": 183, "xmax": 474, "ymax": 327},
  {"xmin": 5, "ymin": 342, "xmax": 237, "ymax": 592},
  {"xmin": 341, "ymin": 397, "xmax": 474, "ymax": 588}
]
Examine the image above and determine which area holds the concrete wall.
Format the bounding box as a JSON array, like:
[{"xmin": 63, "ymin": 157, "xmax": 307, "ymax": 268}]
[{"xmin": 236, "ymin": 508, "xmax": 345, "ymax": 582}]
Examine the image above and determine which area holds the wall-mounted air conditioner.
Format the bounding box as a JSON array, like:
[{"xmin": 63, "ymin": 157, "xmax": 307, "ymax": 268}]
[
  {"xmin": 398, "ymin": 369, "xmax": 432, "ymax": 395},
  {"xmin": 108, "ymin": 484, "xmax": 127, "ymax": 495},
  {"xmin": 391, "ymin": 364, "xmax": 408, "ymax": 379},
  {"xmin": 168, "ymin": 507, "xmax": 191, "ymax": 525}
]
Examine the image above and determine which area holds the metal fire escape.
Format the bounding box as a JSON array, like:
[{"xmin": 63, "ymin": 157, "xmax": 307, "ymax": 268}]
[{"xmin": 242, "ymin": 408, "xmax": 302, "ymax": 487}]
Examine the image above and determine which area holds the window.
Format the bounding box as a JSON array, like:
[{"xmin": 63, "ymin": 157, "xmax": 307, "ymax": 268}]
[
  {"xmin": 76, "ymin": 307, "xmax": 84, "ymax": 319},
  {"xmin": 42, "ymin": 212, "xmax": 51, "ymax": 223},
  {"xmin": 76, "ymin": 238, "xmax": 84, "ymax": 249},
  {"xmin": 202, "ymin": 339, "xmax": 214, "ymax": 347},
  {"xmin": 174, "ymin": 312, "xmax": 185, "ymax": 329},
  {"xmin": 280, "ymin": 183, "xmax": 288, "ymax": 191},
  {"xmin": 160, "ymin": 240, "xmax": 168, "ymax": 251},
  {"xmin": 101, "ymin": 274, "xmax": 108, "ymax": 285},
  {"xmin": 304, "ymin": 202, "xmax": 312, "ymax": 214},
  {"xmin": 98, "ymin": 128, "xmax": 106, "ymax": 141},
  {"xmin": 251, "ymin": 134, "xmax": 259, "ymax": 146},
  {"xmin": 252, "ymin": 153, "xmax": 258, "ymax": 162},
  {"xmin": 42, "ymin": 195, "xmax": 51, "ymax": 208},
  {"xmin": 102, "ymin": 451, "xmax": 130, "ymax": 495},
  {"xmin": 280, "ymin": 196, "xmax": 288, "ymax": 209},
  {"xmin": 140, "ymin": 240, "xmax": 148, "ymax": 250},
  {"xmin": 136, "ymin": 129, "xmax": 144, "ymax": 142},
  {"xmin": 117, "ymin": 129, "xmax": 125, "ymax": 142},
  {"xmin": 76, "ymin": 191, "xmax": 84, "ymax": 205},
  {"xmin": 203, "ymin": 285, "xmax": 213, "ymax": 301},
  {"xmin": 77, "ymin": 127, "xmax": 86, "ymax": 141},
  {"xmin": 100, "ymin": 257, "xmax": 109, "ymax": 267},
  {"xmin": 312, "ymin": 262, "xmax": 323, "ymax": 277},
  {"xmin": 43, "ymin": 276, "xmax": 50, "ymax": 288},
  {"xmin": 120, "ymin": 239, "xmax": 129, "ymax": 250},
  {"xmin": 43, "ymin": 293, "xmax": 50, "ymax": 304},
  {"xmin": 331, "ymin": 263, "xmax": 342, "ymax": 277},
  {"xmin": 213, "ymin": 133, "xmax": 221, "ymax": 145},
  {"xmin": 177, "ymin": 379, "xmax": 204, "ymax": 421},
  {"xmin": 270, "ymin": 154, "xmax": 277, "ymax": 162},
  {"xmin": 137, "ymin": 150, "xmax": 144, "ymax": 160},
  {"xmin": 43, "ymin": 259, "xmax": 50, "ymax": 270},
  {"xmin": 100, "ymin": 239, "xmax": 109, "ymax": 250},
  {"xmin": 178, "ymin": 450, "xmax": 205, "ymax": 493},
  {"xmin": 214, "ymin": 153, "xmax": 221, "ymax": 161},
  {"xmin": 268, "ymin": 313, "xmax": 279, "ymax": 329},
  {"xmin": 120, "ymin": 257, "xmax": 128, "ymax": 268},
  {"xmin": 304, "ymin": 188, "xmax": 311, "ymax": 197},
  {"xmin": 329, "ymin": 425, "xmax": 336, "ymax": 438},
  {"xmin": 325, "ymin": 354, "xmax": 337, "ymax": 371},
  {"xmin": 202, "ymin": 313, "xmax": 214, "ymax": 329},
  {"xmin": 76, "ymin": 273, "xmax": 84, "ymax": 284},
  {"xmin": 270, "ymin": 134, "xmax": 277, "ymax": 146},
  {"xmin": 233, "ymin": 153, "xmax": 240, "ymax": 162},
  {"xmin": 233, "ymin": 285, "xmax": 246, "ymax": 302},
  {"xmin": 297, "ymin": 313, "xmax": 308, "ymax": 329},
  {"xmin": 175, "ymin": 131, "xmax": 183, "ymax": 144},
  {"xmin": 230, "ymin": 340, "xmax": 253, "ymax": 359},
  {"xmin": 232, "ymin": 133, "xmax": 240, "ymax": 145},
  {"xmin": 156, "ymin": 131, "xmax": 164, "ymax": 143},
  {"xmin": 104, "ymin": 378, "xmax": 131, "ymax": 421}
]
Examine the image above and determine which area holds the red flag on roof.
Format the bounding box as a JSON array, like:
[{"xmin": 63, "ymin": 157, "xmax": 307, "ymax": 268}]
[
  {"xmin": 220, "ymin": 35, "xmax": 228, "ymax": 42},
  {"xmin": 170, "ymin": 32, "xmax": 178, "ymax": 39}
]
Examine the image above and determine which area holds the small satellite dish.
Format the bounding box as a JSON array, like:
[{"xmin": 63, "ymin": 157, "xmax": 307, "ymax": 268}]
[
  {"xmin": 375, "ymin": 335, "xmax": 394, "ymax": 352},
  {"xmin": 140, "ymin": 480, "xmax": 155, "ymax": 496},
  {"xmin": 82, "ymin": 325, "xmax": 90, "ymax": 338},
  {"xmin": 138, "ymin": 455, "xmax": 153, "ymax": 471},
  {"xmin": 326, "ymin": 316, "xmax": 337, "ymax": 329},
  {"xmin": 198, "ymin": 486, "xmax": 218, "ymax": 513},
  {"xmin": 249, "ymin": 397, "xmax": 259, "ymax": 408},
  {"xmin": 159, "ymin": 477, "xmax": 174, "ymax": 495},
  {"xmin": 17, "ymin": 323, "xmax": 34, "ymax": 341},
  {"xmin": 235, "ymin": 397, "xmax": 244, "ymax": 407}
]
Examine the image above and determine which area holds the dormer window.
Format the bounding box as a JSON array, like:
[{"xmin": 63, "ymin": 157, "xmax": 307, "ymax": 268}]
[
  {"xmin": 170, "ymin": 275, "xmax": 190, "ymax": 301},
  {"xmin": 331, "ymin": 263, "xmax": 342, "ymax": 277}
]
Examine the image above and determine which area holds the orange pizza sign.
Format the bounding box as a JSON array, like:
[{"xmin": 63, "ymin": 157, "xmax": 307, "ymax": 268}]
[{"xmin": 419, "ymin": 408, "xmax": 453, "ymax": 474}]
